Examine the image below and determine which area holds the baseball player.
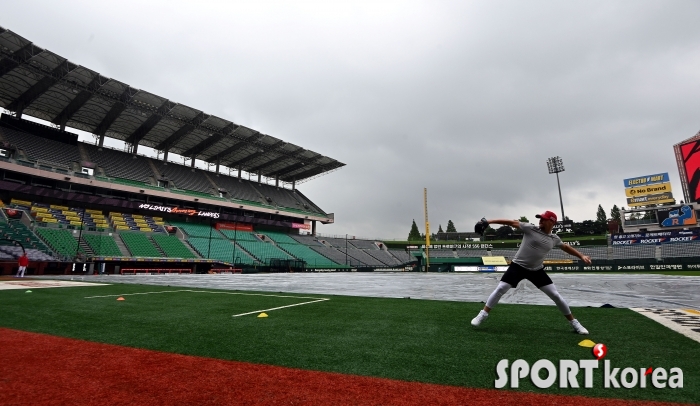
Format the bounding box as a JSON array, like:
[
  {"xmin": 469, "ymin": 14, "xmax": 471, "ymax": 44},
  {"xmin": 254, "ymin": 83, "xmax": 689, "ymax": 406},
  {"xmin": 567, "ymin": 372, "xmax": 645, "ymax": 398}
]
[
  {"xmin": 15, "ymin": 252, "xmax": 28, "ymax": 278},
  {"xmin": 471, "ymin": 211, "xmax": 591, "ymax": 334}
]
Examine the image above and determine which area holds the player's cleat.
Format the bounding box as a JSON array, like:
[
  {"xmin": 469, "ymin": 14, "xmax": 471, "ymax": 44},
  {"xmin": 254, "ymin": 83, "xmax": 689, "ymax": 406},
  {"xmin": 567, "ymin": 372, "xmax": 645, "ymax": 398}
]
[
  {"xmin": 570, "ymin": 319, "xmax": 589, "ymax": 335},
  {"xmin": 471, "ymin": 310, "xmax": 489, "ymax": 327}
]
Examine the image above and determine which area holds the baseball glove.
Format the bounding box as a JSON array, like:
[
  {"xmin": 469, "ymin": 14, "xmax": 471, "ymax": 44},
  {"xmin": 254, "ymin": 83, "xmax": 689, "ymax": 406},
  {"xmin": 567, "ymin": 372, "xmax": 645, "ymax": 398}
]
[{"xmin": 474, "ymin": 218, "xmax": 489, "ymax": 235}]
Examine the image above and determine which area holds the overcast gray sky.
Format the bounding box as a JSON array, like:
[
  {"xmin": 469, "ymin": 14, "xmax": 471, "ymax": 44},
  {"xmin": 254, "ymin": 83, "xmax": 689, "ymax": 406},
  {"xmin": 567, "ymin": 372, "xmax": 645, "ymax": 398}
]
[{"xmin": 3, "ymin": 1, "xmax": 700, "ymax": 239}]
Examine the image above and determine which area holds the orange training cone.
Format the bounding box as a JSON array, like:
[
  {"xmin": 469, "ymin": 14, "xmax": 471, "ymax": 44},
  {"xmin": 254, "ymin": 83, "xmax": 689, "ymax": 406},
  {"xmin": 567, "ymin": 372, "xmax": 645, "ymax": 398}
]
[{"xmin": 117, "ymin": 297, "xmax": 125, "ymax": 301}]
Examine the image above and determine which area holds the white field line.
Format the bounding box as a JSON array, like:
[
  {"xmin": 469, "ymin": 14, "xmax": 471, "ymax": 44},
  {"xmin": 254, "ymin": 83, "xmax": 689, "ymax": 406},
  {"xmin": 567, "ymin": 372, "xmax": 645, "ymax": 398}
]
[
  {"xmin": 85, "ymin": 289, "xmax": 326, "ymax": 300},
  {"xmin": 84, "ymin": 289, "xmax": 330, "ymax": 317},
  {"xmin": 232, "ymin": 298, "xmax": 330, "ymax": 318},
  {"xmin": 631, "ymin": 308, "xmax": 700, "ymax": 344}
]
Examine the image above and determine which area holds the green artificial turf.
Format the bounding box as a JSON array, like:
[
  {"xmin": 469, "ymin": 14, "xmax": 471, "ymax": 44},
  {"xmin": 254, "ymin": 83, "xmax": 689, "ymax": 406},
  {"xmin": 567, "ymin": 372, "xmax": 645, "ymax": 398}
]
[{"xmin": 0, "ymin": 283, "xmax": 698, "ymax": 404}]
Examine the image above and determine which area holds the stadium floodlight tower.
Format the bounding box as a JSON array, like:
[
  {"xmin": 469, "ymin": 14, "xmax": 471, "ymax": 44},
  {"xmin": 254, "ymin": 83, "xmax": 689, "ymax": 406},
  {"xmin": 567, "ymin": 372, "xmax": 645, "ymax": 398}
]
[{"xmin": 546, "ymin": 156, "xmax": 566, "ymax": 222}]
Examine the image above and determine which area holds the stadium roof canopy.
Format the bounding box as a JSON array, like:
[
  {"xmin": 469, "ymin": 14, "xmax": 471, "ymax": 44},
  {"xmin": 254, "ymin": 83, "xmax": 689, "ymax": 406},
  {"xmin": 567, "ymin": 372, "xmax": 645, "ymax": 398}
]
[{"xmin": 0, "ymin": 27, "xmax": 344, "ymax": 183}]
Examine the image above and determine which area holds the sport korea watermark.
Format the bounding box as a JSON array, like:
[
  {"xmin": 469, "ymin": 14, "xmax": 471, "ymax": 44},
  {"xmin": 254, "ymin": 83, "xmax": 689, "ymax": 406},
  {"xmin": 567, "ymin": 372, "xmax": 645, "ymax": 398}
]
[{"xmin": 494, "ymin": 343, "xmax": 684, "ymax": 389}]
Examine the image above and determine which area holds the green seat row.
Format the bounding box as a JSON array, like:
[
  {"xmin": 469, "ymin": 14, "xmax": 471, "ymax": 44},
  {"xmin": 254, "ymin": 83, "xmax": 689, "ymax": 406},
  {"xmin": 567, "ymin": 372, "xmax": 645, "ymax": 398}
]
[
  {"xmin": 151, "ymin": 234, "xmax": 197, "ymax": 259},
  {"xmin": 35, "ymin": 228, "xmax": 83, "ymax": 257},
  {"xmin": 187, "ymin": 237, "xmax": 255, "ymax": 264},
  {"xmin": 277, "ymin": 242, "xmax": 342, "ymax": 267},
  {"xmin": 236, "ymin": 240, "xmax": 293, "ymax": 264},
  {"xmin": 219, "ymin": 229, "xmax": 259, "ymax": 242},
  {"xmin": 2, "ymin": 222, "xmax": 51, "ymax": 254},
  {"xmin": 83, "ymin": 234, "xmax": 123, "ymax": 256},
  {"xmin": 259, "ymin": 231, "xmax": 299, "ymax": 245},
  {"xmin": 169, "ymin": 221, "xmax": 225, "ymax": 239},
  {"xmin": 120, "ymin": 232, "xmax": 161, "ymax": 257}
]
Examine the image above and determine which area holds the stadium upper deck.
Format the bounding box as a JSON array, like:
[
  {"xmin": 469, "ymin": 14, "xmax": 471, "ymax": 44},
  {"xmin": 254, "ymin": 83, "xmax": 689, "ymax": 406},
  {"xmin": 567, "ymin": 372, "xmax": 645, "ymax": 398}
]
[{"xmin": 0, "ymin": 27, "xmax": 343, "ymax": 219}]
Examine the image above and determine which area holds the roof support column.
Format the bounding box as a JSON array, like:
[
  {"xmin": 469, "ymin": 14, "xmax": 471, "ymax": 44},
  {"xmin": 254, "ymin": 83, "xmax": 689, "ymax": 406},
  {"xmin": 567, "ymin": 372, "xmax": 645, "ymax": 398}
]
[
  {"xmin": 292, "ymin": 180, "xmax": 296, "ymax": 190},
  {"xmin": 312, "ymin": 220, "xmax": 316, "ymax": 236},
  {"xmin": 132, "ymin": 143, "xmax": 138, "ymax": 155},
  {"xmin": 163, "ymin": 150, "xmax": 168, "ymax": 162},
  {"xmin": 98, "ymin": 134, "xmax": 105, "ymax": 148},
  {"xmin": 215, "ymin": 158, "xmax": 220, "ymax": 174},
  {"xmin": 15, "ymin": 101, "xmax": 24, "ymax": 119},
  {"xmin": 238, "ymin": 167, "xmax": 241, "ymax": 179},
  {"xmin": 191, "ymin": 157, "xmax": 195, "ymax": 168},
  {"xmin": 257, "ymin": 172, "xmax": 261, "ymax": 183},
  {"xmin": 275, "ymin": 177, "xmax": 279, "ymax": 187}
]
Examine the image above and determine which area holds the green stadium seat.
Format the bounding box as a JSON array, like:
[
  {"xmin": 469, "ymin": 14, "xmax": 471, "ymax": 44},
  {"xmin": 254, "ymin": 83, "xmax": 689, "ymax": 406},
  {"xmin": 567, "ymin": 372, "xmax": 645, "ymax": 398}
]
[
  {"xmin": 219, "ymin": 229, "xmax": 259, "ymax": 242},
  {"xmin": 276, "ymin": 242, "xmax": 342, "ymax": 268},
  {"xmin": 169, "ymin": 221, "xmax": 225, "ymax": 239},
  {"xmin": 83, "ymin": 234, "xmax": 123, "ymax": 256},
  {"xmin": 120, "ymin": 232, "xmax": 161, "ymax": 257},
  {"xmin": 187, "ymin": 237, "xmax": 255, "ymax": 265},
  {"xmin": 35, "ymin": 227, "xmax": 84, "ymax": 257},
  {"xmin": 235, "ymin": 240, "xmax": 293, "ymax": 264},
  {"xmin": 151, "ymin": 234, "xmax": 197, "ymax": 259}
]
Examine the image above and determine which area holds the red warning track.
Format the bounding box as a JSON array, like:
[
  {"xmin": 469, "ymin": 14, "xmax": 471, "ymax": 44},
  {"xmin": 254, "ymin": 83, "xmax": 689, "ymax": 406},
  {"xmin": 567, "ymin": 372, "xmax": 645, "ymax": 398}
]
[{"xmin": 0, "ymin": 328, "xmax": 683, "ymax": 405}]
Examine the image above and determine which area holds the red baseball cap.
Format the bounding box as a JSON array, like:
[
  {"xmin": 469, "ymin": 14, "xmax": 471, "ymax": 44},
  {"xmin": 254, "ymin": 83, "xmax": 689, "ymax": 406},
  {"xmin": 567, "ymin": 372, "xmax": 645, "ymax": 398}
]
[{"xmin": 535, "ymin": 210, "xmax": 557, "ymax": 222}]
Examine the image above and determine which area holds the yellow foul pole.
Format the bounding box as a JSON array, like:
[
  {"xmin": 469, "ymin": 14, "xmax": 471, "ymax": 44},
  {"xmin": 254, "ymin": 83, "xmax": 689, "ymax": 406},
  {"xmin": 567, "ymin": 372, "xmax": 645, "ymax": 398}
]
[{"xmin": 424, "ymin": 188, "xmax": 430, "ymax": 271}]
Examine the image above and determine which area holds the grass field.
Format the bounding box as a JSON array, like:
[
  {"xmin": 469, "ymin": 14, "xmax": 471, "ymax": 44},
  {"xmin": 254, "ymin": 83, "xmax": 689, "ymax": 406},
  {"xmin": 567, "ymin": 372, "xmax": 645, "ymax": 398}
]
[{"xmin": 1, "ymin": 282, "xmax": 698, "ymax": 404}]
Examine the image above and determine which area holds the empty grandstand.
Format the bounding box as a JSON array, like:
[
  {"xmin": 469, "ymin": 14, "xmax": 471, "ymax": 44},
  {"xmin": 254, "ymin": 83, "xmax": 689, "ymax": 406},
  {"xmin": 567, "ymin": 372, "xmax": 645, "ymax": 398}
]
[{"xmin": 0, "ymin": 189, "xmax": 419, "ymax": 273}]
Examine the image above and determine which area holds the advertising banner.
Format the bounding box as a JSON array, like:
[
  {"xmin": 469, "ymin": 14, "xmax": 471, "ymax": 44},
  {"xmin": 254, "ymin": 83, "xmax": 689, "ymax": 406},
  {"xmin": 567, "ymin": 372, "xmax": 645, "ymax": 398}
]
[
  {"xmin": 543, "ymin": 263, "xmax": 690, "ymax": 272},
  {"xmin": 612, "ymin": 229, "xmax": 700, "ymax": 240},
  {"xmin": 482, "ymin": 256, "xmax": 507, "ymax": 265},
  {"xmin": 625, "ymin": 182, "xmax": 672, "ymax": 197},
  {"xmin": 623, "ymin": 173, "xmax": 669, "ymax": 188},
  {"xmin": 552, "ymin": 220, "xmax": 574, "ymax": 234},
  {"xmin": 611, "ymin": 228, "xmax": 700, "ymax": 245},
  {"xmin": 627, "ymin": 192, "xmax": 675, "ymax": 207},
  {"xmin": 215, "ymin": 222, "xmax": 253, "ymax": 232},
  {"xmin": 611, "ymin": 237, "xmax": 691, "ymax": 245},
  {"xmin": 454, "ymin": 266, "xmax": 508, "ymax": 272},
  {"xmin": 623, "ymin": 172, "xmax": 675, "ymax": 206},
  {"xmin": 657, "ymin": 204, "xmax": 697, "ymax": 227},
  {"xmin": 452, "ymin": 263, "xmax": 697, "ymax": 272},
  {"xmin": 543, "ymin": 259, "xmax": 574, "ymax": 264},
  {"xmin": 137, "ymin": 203, "xmax": 220, "ymax": 219}
]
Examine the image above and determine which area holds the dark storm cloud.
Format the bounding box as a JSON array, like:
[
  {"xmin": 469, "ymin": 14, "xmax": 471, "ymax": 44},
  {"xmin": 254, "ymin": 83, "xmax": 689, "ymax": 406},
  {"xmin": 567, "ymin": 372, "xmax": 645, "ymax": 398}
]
[{"xmin": 3, "ymin": 1, "xmax": 700, "ymax": 238}]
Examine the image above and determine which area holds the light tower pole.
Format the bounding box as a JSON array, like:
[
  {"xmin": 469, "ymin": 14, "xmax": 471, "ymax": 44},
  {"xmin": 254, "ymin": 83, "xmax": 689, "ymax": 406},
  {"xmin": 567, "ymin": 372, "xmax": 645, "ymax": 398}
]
[{"xmin": 547, "ymin": 156, "xmax": 566, "ymax": 221}]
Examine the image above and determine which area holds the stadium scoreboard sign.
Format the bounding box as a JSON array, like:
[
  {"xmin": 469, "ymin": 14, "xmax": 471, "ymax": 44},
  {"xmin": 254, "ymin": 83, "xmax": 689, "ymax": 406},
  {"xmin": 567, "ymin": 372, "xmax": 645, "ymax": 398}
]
[
  {"xmin": 657, "ymin": 205, "xmax": 697, "ymax": 227},
  {"xmin": 622, "ymin": 173, "xmax": 675, "ymax": 207}
]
